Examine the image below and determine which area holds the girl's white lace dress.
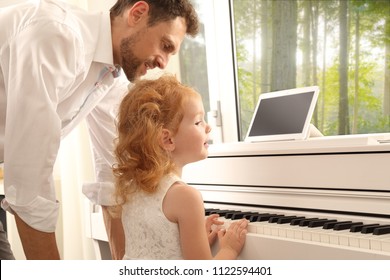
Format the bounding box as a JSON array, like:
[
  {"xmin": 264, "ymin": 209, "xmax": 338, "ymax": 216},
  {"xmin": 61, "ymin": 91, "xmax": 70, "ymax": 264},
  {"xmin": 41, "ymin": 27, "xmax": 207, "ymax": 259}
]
[{"xmin": 122, "ymin": 174, "xmax": 184, "ymax": 260}]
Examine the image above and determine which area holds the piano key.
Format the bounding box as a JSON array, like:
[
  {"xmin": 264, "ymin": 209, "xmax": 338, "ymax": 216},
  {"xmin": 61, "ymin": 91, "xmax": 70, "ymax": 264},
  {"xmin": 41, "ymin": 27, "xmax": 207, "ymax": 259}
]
[
  {"xmin": 361, "ymin": 224, "xmax": 382, "ymax": 234},
  {"xmin": 333, "ymin": 222, "xmax": 363, "ymax": 231},
  {"xmin": 256, "ymin": 221, "xmax": 290, "ymax": 237},
  {"xmin": 350, "ymin": 223, "xmax": 379, "ymax": 233},
  {"xmin": 244, "ymin": 213, "xmax": 259, "ymax": 220},
  {"xmin": 205, "ymin": 208, "xmax": 390, "ymax": 258},
  {"xmin": 299, "ymin": 218, "xmax": 319, "ymax": 227},
  {"xmin": 329, "ymin": 229, "xmax": 351, "ymax": 245},
  {"xmin": 231, "ymin": 212, "xmax": 256, "ymax": 220},
  {"xmin": 348, "ymin": 233, "xmax": 362, "ymax": 248},
  {"xmin": 338, "ymin": 231, "xmax": 353, "ymax": 246},
  {"xmin": 249, "ymin": 214, "xmax": 263, "ymax": 222},
  {"xmin": 290, "ymin": 217, "xmax": 307, "ymax": 225},
  {"xmin": 359, "ymin": 235, "xmax": 373, "ymax": 249},
  {"xmin": 277, "ymin": 216, "xmax": 305, "ymax": 224},
  {"xmin": 310, "ymin": 228, "xmax": 324, "ymax": 242},
  {"xmin": 269, "ymin": 215, "xmax": 286, "ymax": 223},
  {"xmin": 225, "ymin": 211, "xmax": 244, "ymax": 219},
  {"xmin": 308, "ymin": 219, "xmax": 337, "ymax": 228},
  {"xmin": 256, "ymin": 214, "xmax": 284, "ymax": 222},
  {"xmin": 302, "ymin": 227, "xmax": 324, "ymax": 241},
  {"xmin": 323, "ymin": 221, "xmax": 351, "ymax": 229},
  {"xmin": 373, "ymin": 225, "xmax": 390, "ymax": 236},
  {"xmin": 262, "ymin": 222, "xmax": 278, "ymax": 236},
  {"xmin": 381, "ymin": 238, "xmax": 390, "ymax": 253},
  {"xmin": 278, "ymin": 223, "xmax": 294, "ymax": 237},
  {"xmin": 247, "ymin": 221, "xmax": 261, "ymax": 233},
  {"xmin": 210, "ymin": 209, "xmax": 233, "ymax": 216},
  {"xmin": 370, "ymin": 235, "xmax": 390, "ymax": 251},
  {"xmin": 205, "ymin": 208, "xmax": 218, "ymax": 215}
]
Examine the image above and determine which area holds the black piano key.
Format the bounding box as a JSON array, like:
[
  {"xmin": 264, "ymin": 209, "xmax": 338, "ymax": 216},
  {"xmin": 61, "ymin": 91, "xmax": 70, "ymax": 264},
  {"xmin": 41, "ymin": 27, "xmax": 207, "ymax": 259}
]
[
  {"xmin": 277, "ymin": 216, "xmax": 305, "ymax": 224},
  {"xmin": 231, "ymin": 212, "xmax": 256, "ymax": 220},
  {"xmin": 323, "ymin": 220, "xmax": 351, "ymax": 229},
  {"xmin": 244, "ymin": 213, "xmax": 258, "ymax": 220},
  {"xmin": 225, "ymin": 211, "xmax": 243, "ymax": 219},
  {"xmin": 299, "ymin": 218, "xmax": 319, "ymax": 227},
  {"xmin": 209, "ymin": 209, "xmax": 232, "ymax": 216},
  {"xmin": 333, "ymin": 222, "xmax": 363, "ymax": 231},
  {"xmin": 248, "ymin": 214, "xmax": 266, "ymax": 222},
  {"xmin": 290, "ymin": 217, "xmax": 307, "ymax": 225},
  {"xmin": 308, "ymin": 219, "xmax": 337, "ymax": 228},
  {"xmin": 373, "ymin": 225, "xmax": 390, "ymax": 235},
  {"xmin": 269, "ymin": 215, "xmax": 286, "ymax": 223},
  {"xmin": 361, "ymin": 224, "xmax": 382, "ymax": 234},
  {"xmin": 254, "ymin": 214, "xmax": 279, "ymax": 222},
  {"xmin": 350, "ymin": 223, "xmax": 379, "ymax": 233},
  {"xmin": 205, "ymin": 208, "xmax": 218, "ymax": 215}
]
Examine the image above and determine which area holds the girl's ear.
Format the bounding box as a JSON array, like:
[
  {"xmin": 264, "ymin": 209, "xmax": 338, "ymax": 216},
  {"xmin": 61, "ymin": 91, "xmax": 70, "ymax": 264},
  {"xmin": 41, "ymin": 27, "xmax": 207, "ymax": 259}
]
[
  {"xmin": 160, "ymin": 129, "xmax": 175, "ymax": 151},
  {"xmin": 127, "ymin": 1, "xmax": 149, "ymax": 26}
]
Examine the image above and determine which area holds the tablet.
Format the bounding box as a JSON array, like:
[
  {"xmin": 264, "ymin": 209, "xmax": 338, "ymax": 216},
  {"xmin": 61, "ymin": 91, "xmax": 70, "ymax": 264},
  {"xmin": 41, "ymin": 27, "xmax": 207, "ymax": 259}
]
[{"xmin": 244, "ymin": 86, "xmax": 319, "ymax": 142}]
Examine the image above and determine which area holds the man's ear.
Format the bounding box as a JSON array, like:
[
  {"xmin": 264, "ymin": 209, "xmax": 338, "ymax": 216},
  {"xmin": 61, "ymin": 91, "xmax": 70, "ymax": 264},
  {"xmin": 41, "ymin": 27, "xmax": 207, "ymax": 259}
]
[
  {"xmin": 161, "ymin": 129, "xmax": 175, "ymax": 151},
  {"xmin": 127, "ymin": 1, "xmax": 149, "ymax": 26}
]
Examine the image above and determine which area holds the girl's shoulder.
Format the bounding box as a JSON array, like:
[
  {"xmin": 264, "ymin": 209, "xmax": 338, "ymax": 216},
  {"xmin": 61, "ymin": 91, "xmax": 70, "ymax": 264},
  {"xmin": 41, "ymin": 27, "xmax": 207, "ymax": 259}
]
[{"xmin": 162, "ymin": 178, "xmax": 204, "ymax": 223}]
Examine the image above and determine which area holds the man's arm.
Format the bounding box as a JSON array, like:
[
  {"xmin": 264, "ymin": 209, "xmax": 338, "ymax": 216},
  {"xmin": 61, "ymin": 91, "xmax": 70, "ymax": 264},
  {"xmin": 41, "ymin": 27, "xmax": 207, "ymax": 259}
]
[
  {"xmin": 84, "ymin": 76, "xmax": 129, "ymax": 259},
  {"xmin": 15, "ymin": 214, "xmax": 60, "ymax": 260},
  {"xmin": 3, "ymin": 11, "xmax": 83, "ymax": 259},
  {"xmin": 102, "ymin": 206, "xmax": 125, "ymax": 260}
]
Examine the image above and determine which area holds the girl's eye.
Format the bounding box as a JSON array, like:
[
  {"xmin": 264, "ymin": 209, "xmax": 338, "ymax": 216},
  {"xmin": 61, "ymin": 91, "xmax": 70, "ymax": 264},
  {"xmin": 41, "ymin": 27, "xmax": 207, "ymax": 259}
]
[{"xmin": 195, "ymin": 121, "xmax": 202, "ymax": 125}]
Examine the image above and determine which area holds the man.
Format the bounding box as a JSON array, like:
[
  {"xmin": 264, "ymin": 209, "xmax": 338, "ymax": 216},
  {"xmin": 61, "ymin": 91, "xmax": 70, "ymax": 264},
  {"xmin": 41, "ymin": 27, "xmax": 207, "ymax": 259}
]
[
  {"xmin": 0, "ymin": 0, "xmax": 199, "ymax": 260},
  {"xmin": 0, "ymin": 220, "xmax": 14, "ymax": 260}
]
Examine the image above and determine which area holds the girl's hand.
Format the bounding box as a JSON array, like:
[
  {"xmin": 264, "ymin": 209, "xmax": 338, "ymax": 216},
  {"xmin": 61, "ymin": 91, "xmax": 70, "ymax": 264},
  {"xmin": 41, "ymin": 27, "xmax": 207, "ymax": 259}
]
[
  {"xmin": 205, "ymin": 214, "xmax": 224, "ymax": 245},
  {"xmin": 218, "ymin": 218, "xmax": 248, "ymax": 258}
]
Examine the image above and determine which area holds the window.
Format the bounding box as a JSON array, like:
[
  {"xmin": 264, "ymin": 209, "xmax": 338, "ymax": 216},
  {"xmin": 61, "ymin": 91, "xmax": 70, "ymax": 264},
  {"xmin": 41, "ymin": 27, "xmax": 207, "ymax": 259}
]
[
  {"xmin": 231, "ymin": 0, "xmax": 390, "ymax": 140},
  {"xmin": 178, "ymin": 0, "xmax": 239, "ymax": 143}
]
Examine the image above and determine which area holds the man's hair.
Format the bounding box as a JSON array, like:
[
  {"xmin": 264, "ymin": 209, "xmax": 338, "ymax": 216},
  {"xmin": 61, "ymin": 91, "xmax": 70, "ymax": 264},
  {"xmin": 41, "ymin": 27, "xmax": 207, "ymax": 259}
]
[{"xmin": 110, "ymin": 0, "xmax": 199, "ymax": 37}]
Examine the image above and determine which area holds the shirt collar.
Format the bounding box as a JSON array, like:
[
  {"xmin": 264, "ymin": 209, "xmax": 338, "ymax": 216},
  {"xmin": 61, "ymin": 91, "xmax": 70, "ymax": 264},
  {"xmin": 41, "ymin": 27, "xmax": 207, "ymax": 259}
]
[{"xmin": 94, "ymin": 11, "xmax": 114, "ymax": 66}]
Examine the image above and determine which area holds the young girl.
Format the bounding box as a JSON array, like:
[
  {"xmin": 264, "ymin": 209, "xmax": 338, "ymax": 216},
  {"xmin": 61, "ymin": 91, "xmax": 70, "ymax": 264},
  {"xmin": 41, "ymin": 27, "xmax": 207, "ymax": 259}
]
[{"xmin": 113, "ymin": 75, "xmax": 248, "ymax": 260}]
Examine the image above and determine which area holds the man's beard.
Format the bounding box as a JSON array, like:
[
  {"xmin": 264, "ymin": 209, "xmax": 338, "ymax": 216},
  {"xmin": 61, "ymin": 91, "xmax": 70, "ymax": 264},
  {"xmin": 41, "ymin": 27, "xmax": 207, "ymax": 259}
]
[{"xmin": 119, "ymin": 35, "xmax": 143, "ymax": 82}]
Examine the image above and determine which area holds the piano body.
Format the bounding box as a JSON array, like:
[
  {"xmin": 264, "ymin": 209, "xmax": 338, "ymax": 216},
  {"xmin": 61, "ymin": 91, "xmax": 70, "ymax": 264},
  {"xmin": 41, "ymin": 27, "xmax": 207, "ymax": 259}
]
[
  {"xmin": 182, "ymin": 134, "xmax": 390, "ymax": 259},
  {"xmin": 87, "ymin": 134, "xmax": 390, "ymax": 259}
]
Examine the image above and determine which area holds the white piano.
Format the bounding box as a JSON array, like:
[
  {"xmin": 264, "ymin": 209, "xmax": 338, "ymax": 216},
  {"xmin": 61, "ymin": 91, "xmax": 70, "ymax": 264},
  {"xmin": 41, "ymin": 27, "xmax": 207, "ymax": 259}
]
[{"xmin": 87, "ymin": 133, "xmax": 390, "ymax": 259}]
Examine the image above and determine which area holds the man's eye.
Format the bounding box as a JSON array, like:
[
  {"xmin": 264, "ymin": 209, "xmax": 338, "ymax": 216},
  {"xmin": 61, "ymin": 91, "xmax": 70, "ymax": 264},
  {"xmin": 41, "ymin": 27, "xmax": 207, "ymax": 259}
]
[{"xmin": 163, "ymin": 43, "xmax": 173, "ymax": 52}]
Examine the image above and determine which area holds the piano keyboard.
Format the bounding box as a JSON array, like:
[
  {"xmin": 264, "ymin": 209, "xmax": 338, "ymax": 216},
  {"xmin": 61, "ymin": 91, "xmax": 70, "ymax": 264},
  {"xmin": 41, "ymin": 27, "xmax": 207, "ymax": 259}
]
[{"xmin": 206, "ymin": 206, "xmax": 390, "ymax": 260}]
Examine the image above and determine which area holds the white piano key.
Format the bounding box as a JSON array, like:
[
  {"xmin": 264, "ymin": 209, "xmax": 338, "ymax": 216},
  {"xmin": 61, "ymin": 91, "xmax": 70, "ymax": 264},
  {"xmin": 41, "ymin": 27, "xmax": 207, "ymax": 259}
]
[
  {"xmin": 289, "ymin": 225, "xmax": 320, "ymax": 241},
  {"xmin": 370, "ymin": 235, "xmax": 390, "ymax": 252},
  {"xmin": 286, "ymin": 226, "xmax": 297, "ymax": 239},
  {"xmin": 304, "ymin": 229, "xmax": 314, "ymax": 240},
  {"xmin": 307, "ymin": 227, "xmax": 325, "ymax": 242},
  {"xmin": 382, "ymin": 238, "xmax": 390, "ymax": 253},
  {"xmin": 359, "ymin": 235, "xmax": 371, "ymax": 249},
  {"xmin": 320, "ymin": 230, "xmax": 331, "ymax": 243},
  {"xmin": 247, "ymin": 221, "xmax": 264, "ymax": 233},
  {"xmin": 252, "ymin": 221, "xmax": 269, "ymax": 234},
  {"xmin": 278, "ymin": 224, "xmax": 293, "ymax": 238},
  {"xmin": 348, "ymin": 236, "xmax": 360, "ymax": 248},
  {"xmin": 206, "ymin": 209, "xmax": 390, "ymax": 259},
  {"xmin": 329, "ymin": 229, "xmax": 351, "ymax": 245},
  {"xmin": 339, "ymin": 232, "xmax": 353, "ymax": 246},
  {"xmin": 309, "ymin": 227, "xmax": 325, "ymax": 242},
  {"xmin": 265, "ymin": 222, "xmax": 278, "ymax": 235}
]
